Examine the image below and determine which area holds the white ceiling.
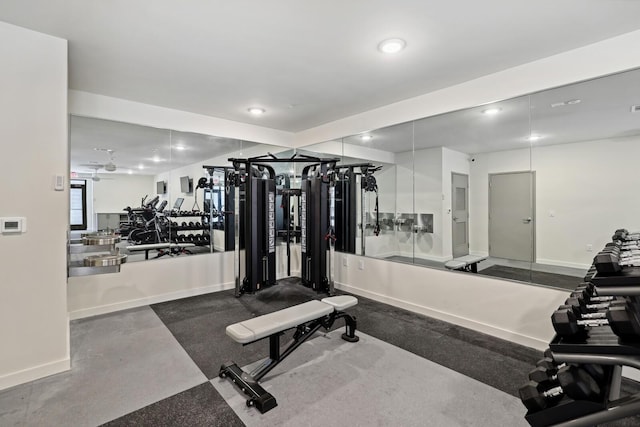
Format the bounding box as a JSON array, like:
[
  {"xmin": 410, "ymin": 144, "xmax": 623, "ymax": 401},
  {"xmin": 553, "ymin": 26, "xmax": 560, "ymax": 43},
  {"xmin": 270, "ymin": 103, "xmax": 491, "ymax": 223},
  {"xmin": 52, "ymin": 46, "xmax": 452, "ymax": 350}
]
[{"xmin": 2, "ymin": 1, "xmax": 640, "ymax": 132}]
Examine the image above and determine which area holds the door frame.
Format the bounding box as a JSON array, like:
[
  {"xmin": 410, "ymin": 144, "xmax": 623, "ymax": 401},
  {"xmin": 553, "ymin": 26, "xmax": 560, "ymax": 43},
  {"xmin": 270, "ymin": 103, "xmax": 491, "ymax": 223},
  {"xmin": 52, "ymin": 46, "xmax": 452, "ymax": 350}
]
[
  {"xmin": 488, "ymin": 170, "xmax": 536, "ymax": 262},
  {"xmin": 451, "ymin": 172, "xmax": 469, "ymax": 258}
]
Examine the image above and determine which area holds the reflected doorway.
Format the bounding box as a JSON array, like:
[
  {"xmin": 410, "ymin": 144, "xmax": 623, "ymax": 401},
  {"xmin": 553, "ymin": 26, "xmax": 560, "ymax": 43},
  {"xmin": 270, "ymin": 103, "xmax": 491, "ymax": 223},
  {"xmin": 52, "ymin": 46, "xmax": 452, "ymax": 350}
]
[
  {"xmin": 488, "ymin": 171, "xmax": 535, "ymax": 262},
  {"xmin": 451, "ymin": 173, "xmax": 469, "ymax": 258}
]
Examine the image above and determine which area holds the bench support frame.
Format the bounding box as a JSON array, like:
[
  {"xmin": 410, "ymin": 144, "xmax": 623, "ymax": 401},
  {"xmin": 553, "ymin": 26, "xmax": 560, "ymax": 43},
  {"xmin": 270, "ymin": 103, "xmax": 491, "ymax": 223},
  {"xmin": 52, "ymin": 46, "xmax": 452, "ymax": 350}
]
[{"xmin": 219, "ymin": 310, "xmax": 358, "ymax": 413}]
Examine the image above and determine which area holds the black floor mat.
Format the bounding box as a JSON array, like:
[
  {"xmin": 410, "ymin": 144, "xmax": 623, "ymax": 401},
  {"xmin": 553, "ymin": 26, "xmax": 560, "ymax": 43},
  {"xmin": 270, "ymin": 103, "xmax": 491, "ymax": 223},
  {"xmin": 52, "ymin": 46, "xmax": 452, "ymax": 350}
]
[{"xmin": 479, "ymin": 264, "xmax": 581, "ymax": 290}]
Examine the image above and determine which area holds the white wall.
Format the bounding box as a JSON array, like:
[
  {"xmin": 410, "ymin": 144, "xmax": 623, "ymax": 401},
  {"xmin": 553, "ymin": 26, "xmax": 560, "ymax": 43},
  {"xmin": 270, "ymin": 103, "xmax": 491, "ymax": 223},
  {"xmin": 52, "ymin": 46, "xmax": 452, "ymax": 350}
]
[
  {"xmin": 0, "ymin": 22, "xmax": 69, "ymax": 390},
  {"xmin": 335, "ymin": 253, "xmax": 568, "ymax": 350},
  {"xmin": 69, "ymin": 90, "xmax": 294, "ymax": 148},
  {"xmin": 532, "ymin": 136, "xmax": 640, "ymax": 268},
  {"xmin": 93, "ymin": 174, "xmax": 155, "ymax": 213},
  {"xmin": 68, "ymin": 244, "xmax": 301, "ymax": 319},
  {"xmin": 412, "ymin": 147, "xmax": 444, "ymax": 260}
]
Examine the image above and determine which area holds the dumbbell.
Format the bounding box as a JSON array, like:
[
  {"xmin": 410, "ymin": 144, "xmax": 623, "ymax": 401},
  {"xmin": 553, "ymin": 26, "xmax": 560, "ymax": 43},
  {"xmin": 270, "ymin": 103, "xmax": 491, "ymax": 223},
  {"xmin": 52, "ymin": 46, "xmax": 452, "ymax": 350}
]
[
  {"xmin": 530, "ymin": 357, "xmax": 606, "ymax": 386},
  {"xmin": 171, "ymin": 221, "xmax": 178, "ymax": 227},
  {"xmin": 519, "ymin": 365, "xmax": 601, "ymax": 413},
  {"xmin": 181, "ymin": 221, "xmax": 188, "ymax": 228},
  {"xmin": 195, "ymin": 222, "xmax": 202, "ymax": 228},
  {"xmin": 188, "ymin": 221, "xmax": 195, "ymax": 228},
  {"xmin": 187, "ymin": 234, "xmax": 195, "ymax": 243},
  {"xmin": 194, "ymin": 234, "xmax": 203, "ymax": 243},
  {"xmin": 552, "ymin": 304, "xmax": 640, "ymax": 340},
  {"xmin": 202, "ymin": 234, "xmax": 210, "ymax": 244}
]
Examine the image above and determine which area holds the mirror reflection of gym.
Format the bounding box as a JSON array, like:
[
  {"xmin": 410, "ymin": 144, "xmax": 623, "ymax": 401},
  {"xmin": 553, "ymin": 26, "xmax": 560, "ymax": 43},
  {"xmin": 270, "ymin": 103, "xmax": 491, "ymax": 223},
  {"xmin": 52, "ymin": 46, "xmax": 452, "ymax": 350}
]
[{"xmin": 69, "ymin": 116, "xmax": 268, "ymax": 265}]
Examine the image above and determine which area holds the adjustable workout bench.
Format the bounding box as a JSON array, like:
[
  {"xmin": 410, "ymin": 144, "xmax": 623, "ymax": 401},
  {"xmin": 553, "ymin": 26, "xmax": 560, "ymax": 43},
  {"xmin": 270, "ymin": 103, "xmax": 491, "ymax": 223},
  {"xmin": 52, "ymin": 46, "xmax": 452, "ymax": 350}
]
[
  {"xmin": 219, "ymin": 295, "xmax": 359, "ymax": 413},
  {"xmin": 445, "ymin": 254, "xmax": 488, "ymax": 273}
]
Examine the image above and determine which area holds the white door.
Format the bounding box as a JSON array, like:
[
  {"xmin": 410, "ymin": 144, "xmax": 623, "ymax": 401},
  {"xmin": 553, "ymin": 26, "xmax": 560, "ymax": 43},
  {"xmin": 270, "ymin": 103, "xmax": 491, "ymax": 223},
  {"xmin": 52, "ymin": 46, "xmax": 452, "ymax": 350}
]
[
  {"xmin": 489, "ymin": 172, "xmax": 535, "ymax": 262},
  {"xmin": 452, "ymin": 173, "xmax": 469, "ymax": 258}
]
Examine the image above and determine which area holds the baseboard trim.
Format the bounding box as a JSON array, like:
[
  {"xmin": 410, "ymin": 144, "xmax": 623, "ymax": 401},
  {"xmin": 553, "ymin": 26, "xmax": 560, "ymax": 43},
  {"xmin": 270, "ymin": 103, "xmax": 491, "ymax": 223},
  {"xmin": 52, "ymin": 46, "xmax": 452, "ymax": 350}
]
[
  {"xmin": 0, "ymin": 357, "xmax": 70, "ymax": 391},
  {"xmin": 536, "ymin": 258, "xmax": 591, "ymax": 270},
  {"xmin": 336, "ymin": 282, "xmax": 548, "ymax": 351},
  {"xmin": 68, "ymin": 282, "xmax": 235, "ymax": 320}
]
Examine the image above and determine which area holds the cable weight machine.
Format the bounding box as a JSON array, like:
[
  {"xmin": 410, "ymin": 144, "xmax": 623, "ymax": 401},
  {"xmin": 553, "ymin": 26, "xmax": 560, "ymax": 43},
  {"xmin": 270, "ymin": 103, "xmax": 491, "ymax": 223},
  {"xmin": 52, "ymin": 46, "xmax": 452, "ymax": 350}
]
[{"xmin": 227, "ymin": 153, "xmax": 339, "ymax": 297}]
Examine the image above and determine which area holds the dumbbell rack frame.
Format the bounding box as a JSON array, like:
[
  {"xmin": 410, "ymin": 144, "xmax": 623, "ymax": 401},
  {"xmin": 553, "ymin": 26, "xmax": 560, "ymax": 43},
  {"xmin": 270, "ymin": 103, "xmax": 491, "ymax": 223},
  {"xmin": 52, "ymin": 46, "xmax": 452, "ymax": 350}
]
[{"xmin": 526, "ymin": 278, "xmax": 640, "ymax": 427}]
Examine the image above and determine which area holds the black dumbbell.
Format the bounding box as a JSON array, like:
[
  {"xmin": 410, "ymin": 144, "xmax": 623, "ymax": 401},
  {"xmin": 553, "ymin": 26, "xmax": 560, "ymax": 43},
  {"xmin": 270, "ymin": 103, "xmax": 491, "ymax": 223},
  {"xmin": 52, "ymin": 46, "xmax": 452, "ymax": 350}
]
[
  {"xmin": 194, "ymin": 234, "xmax": 202, "ymax": 243},
  {"xmin": 519, "ymin": 365, "xmax": 601, "ymax": 413},
  {"xmin": 531, "ymin": 357, "xmax": 606, "ymax": 385},
  {"xmin": 552, "ymin": 304, "xmax": 640, "ymax": 339},
  {"xmin": 181, "ymin": 221, "xmax": 188, "ymax": 227},
  {"xmin": 187, "ymin": 234, "xmax": 195, "ymax": 243},
  {"xmin": 195, "ymin": 222, "xmax": 202, "ymax": 228},
  {"xmin": 202, "ymin": 234, "xmax": 210, "ymax": 244},
  {"xmin": 188, "ymin": 221, "xmax": 195, "ymax": 228}
]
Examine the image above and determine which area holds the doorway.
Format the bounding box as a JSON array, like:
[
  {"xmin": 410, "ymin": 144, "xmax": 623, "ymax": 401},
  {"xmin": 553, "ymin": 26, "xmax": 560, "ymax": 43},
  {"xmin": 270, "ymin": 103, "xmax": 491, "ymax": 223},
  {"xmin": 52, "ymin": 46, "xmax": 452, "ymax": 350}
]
[
  {"xmin": 451, "ymin": 173, "xmax": 469, "ymax": 258},
  {"xmin": 488, "ymin": 171, "xmax": 535, "ymax": 262}
]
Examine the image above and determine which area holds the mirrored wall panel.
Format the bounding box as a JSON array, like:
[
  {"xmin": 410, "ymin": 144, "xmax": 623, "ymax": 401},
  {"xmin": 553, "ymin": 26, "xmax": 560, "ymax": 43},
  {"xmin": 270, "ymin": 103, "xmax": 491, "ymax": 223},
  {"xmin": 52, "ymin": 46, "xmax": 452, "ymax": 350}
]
[{"xmin": 69, "ymin": 115, "xmax": 286, "ymax": 264}]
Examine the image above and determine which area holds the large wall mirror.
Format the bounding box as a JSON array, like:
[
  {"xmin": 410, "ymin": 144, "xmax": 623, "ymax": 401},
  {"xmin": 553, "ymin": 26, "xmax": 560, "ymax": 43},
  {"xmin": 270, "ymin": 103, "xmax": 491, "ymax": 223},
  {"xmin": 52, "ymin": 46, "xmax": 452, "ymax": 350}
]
[
  {"xmin": 69, "ymin": 115, "xmax": 287, "ymax": 263},
  {"xmin": 305, "ymin": 67, "xmax": 640, "ymax": 291}
]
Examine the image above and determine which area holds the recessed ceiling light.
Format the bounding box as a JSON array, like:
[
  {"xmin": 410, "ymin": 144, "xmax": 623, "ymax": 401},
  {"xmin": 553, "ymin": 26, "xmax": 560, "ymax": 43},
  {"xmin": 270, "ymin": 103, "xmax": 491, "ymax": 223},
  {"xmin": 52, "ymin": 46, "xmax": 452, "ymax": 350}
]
[
  {"xmin": 360, "ymin": 134, "xmax": 373, "ymax": 141},
  {"xmin": 174, "ymin": 145, "xmax": 185, "ymax": 151},
  {"xmin": 248, "ymin": 107, "xmax": 266, "ymax": 115},
  {"xmin": 527, "ymin": 135, "xmax": 542, "ymax": 142},
  {"xmin": 378, "ymin": 38, "xmax": 406, "ymax": 54},
  {"xmin": 153, "ymin": 156, "xmax": 161, "ymax": 163},
  {"xmin": 481, "ymin": 107, "xmax": 502, "ymax": 115},
  {"xmin": 138, "ymin": 164, "xmax": 144, "ymax": 170},
  {"xmin": 128, "ymin": 170, "xmax": 133, "ymax": 175}
]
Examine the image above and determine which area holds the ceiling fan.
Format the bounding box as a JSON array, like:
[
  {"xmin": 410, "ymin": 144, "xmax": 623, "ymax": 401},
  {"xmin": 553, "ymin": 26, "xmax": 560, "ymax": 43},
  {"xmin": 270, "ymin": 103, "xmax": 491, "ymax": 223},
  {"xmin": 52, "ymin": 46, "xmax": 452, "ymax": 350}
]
[
  {"xmin": 79, "ymin": 148, "xmax": 117, "ymax": 173},
  {"xmin": 74, "ymin": 166, "xmax": 115, "ymax": 182}
]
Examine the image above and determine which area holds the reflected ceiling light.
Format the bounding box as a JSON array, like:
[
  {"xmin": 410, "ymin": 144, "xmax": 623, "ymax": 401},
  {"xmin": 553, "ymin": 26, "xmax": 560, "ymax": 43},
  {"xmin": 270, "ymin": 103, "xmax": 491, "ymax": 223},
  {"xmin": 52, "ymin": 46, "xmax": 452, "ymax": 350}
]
[
  {"xmin": 248, "ymin": 107, "xmax": 266, "ymax": 115},
  {"xmin": 174, "ymin": 145, "xmax": 185, "ymax": 151},
  {"xmin": 551, "ymin": 99, "xmax": 582, "ymax": 108},
  {"xmin": 481, "ymin": 107, "xmax": 502, "ymax": 115},
  {"xmin": 138, "ymin": 164, "xmax": 144, "ymax": 170},
  {"xmin": 527, "ymin": 135, "xmax": 542, "ymax": 142},
  {"xmin": 378, "ymin": 38, "xmax": 406, "ymax": 54},
  {"xmin": 153, "ymin": 156, "xmax": 161, "ymax": 163},
  {"xmin": 128, "ymin": 170, "xmax": 133, "ymax": 175},
  {"xmin": 360, "ymin": 134, "xmax": 373, "ymax": 141}
]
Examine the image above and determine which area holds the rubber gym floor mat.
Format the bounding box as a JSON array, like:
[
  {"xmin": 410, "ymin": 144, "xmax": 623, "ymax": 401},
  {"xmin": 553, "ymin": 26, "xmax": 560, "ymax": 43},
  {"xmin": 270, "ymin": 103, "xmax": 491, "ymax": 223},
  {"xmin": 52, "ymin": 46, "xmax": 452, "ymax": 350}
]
[
  {"xmin": 212, "ymin": 329, "xmax": 529, "ymax": 427},
  {"xmin": 150, "ymin": 278, "xmax": 329, "ymax": 380},
  {"xmin": 101, "ymin": 382, "xmax": 243, "ymax": 427},
  {"xmin": 478, "ymin": 264, "xmax": 580, "ymax": 290}
]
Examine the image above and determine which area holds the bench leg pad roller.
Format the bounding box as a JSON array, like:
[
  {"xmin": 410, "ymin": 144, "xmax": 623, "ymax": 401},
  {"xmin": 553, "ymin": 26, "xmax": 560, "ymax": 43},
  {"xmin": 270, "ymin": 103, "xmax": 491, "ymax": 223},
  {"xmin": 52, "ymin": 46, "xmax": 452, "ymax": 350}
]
[{"xmin": 218, "ymin": 362, "xmax": 278, "ymax": 413}]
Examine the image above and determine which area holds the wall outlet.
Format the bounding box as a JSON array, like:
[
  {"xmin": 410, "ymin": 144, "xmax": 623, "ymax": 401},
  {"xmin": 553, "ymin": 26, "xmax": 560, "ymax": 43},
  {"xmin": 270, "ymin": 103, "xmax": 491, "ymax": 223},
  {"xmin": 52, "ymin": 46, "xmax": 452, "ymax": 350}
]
[
  {"xmin": 586, "ymin": 244, "xmax": 593, "ymax": 252},
  {"xmin": 358, "ymin": 260, "xmax": 364, "ymax": 270},
  {"xmin": 343, "ymin": 256, "xmax": 348, "ymax": 267}
]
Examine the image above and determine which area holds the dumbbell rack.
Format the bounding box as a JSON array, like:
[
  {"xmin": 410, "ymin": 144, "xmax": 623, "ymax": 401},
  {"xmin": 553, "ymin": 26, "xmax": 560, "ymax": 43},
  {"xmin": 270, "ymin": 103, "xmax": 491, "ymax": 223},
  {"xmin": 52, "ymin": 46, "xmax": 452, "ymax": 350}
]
[
  {"xmin": 527, "ymin": 273, "xmax": 640, "ymax": 427},
  {"xmin": 168, "ymin": 211, "xmax": 211, "ymax": 246}
]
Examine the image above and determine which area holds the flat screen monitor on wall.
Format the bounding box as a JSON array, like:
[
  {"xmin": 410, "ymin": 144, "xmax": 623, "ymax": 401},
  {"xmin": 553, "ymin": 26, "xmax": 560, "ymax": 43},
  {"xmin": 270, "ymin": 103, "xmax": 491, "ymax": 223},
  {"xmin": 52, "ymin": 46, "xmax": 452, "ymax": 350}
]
[
  {"xmin": 180, "ymin": 176, "xmax": 193, "ymax": 193},
  {"xmin": 157, "ymin": 181, "xmax": 167, "ymax": 195}
]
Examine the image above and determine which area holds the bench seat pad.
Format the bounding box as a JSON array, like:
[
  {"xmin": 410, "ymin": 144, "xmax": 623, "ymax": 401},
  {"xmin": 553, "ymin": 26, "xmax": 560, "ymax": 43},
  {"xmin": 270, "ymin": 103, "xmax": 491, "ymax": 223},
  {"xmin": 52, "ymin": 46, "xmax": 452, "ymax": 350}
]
[
  {"xmin": 227, "ymin": 300, "xmax": 334, "ymax": 344},
  {"xmin": 445, "ymin": 255, "xmax": 487, "ymax": 270},
  {"xmin": 321, "ymin": 295, "xmax": 357, "ymax": 311}
]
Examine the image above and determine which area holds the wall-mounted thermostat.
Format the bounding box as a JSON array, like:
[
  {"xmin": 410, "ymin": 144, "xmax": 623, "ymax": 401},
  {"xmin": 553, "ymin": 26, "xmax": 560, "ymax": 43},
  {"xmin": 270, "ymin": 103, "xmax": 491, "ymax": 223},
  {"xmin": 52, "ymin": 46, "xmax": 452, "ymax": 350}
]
[{"xmin": 1, "ymin": 217, "xmax": 27, "ymax": 234}]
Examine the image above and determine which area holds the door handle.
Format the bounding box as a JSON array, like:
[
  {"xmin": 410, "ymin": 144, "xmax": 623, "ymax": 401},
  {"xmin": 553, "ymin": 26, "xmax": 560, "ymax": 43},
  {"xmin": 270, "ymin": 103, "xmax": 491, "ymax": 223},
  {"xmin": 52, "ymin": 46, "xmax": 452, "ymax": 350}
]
[
  {"xmin": 523, "ymin": 217, "xmax": 532, "ymax": 223},
  {"xmin": 452, "ymin": 216, "xmax": 458, "ymax": 221}
]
